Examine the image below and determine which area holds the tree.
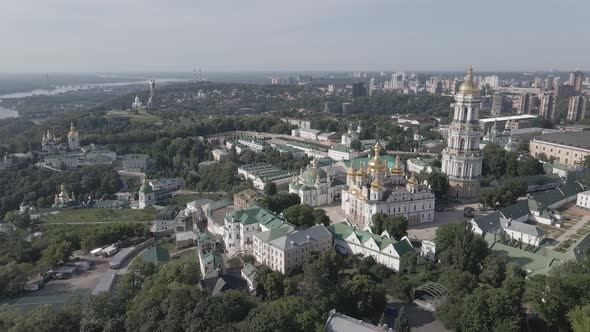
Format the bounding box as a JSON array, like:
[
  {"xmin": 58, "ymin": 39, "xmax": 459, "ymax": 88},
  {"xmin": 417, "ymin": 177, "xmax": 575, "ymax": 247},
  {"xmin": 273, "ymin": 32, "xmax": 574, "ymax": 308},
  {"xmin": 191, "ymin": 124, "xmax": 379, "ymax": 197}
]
[
  {"xmin": 436, "ymin": 222, "xmax": 489, "ymax": 275},
  {"xmin": 258, "ymin": 193, "xmax": 300, "ymax": 214},
  {"xmin": 255, "ymin": 266, "xmax": 284, "ymax": 301},
  {"xmin": 3, "ymin": 212, "xmax": 32, "ymax": 230},
  {"xmin": 517, "ymin": 155, "xmax": 544, "ymax": 176},
  {"xmin": 283, "ymin": 204, "xmax": 315, "ymax": 227},
  {"xmin": 40, "ymin": 240, "xmax": 75, "ymax": 270},
  {"xmin": 371, "ymin": 213, "xmax": 408, "ymax": 240},
  {"xmin": 338, "ymin": 275, "xmax": 386, "ymax": 321},
  {"xmin": 312, "ymin": 208, "xmax": 331, "ymax": 226},
  {"xmin": 394, "ymin": 306, "xmax": 411, "ymax": 332},
  {"xmin": 81, "ymin": 293, "xmax": 125, "ymax": 332},
  {"xmin": 427, "ymin": 172, "xmax": 449, "ymax": 201},
  {"xmin": 525, "ymin": 260, "xmax": 590, "ymax": 330},
  {"xmin": 350, "ymin": 139, "xmax": 362, "ymax": 151},
  {"xmin": 0, "ymin": 263, "xmax": 28, "ymax": 299},
  {"xmin": 568, "ymin": 303, "xmax": 590, "ymax": 332},
  {"xmin": 479, "ymin": 256, "xmax": 508, "ymax": 288},
  {"xmin": 263, "ymin": 182, "xmax": 277, "ymax": 196}
]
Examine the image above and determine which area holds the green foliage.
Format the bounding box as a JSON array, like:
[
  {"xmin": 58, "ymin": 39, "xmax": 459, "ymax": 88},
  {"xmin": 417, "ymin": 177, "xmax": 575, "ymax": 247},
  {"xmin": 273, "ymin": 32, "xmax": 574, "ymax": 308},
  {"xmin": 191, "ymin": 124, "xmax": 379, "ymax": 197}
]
[
  {"xmin": 482, "ymin": 143, "xmax": 543, "ymax": 180},
  {"xmin": 338, "ymin": 275, "xmax": 386, "ymax": 321},
  {"xmin": 479, "ymin": 178, "xmax": 527, "ymax": 208},
  {"xmin": 258, "ymin": 193, "xmax": 300, "ymax": 214},
  {"xmin": 39, "ymin": 240, "xmax": 74, "ymax": 270},
  {"xmin": 371, "ymin": 213, "xmax": 408, "ymax": 240},
  {"xmin": 435, "ymin": 222, "xmax": 489, "ymax": 275},
  {"xmin": 255, "ymin": 266, "xmax": 285, "ymax": 301},
  {"xmin": 394, "ymin": 306, "xmax": 411, "ymax": 332},
  {"xmin": 350, "ymin": 139, "xmax": 362, "ymax": 151},
  {"xmin": 80, "ymin": 293, "xmax": 125, "ymax": 332},
  {"xmin": 0, "ymin": 165, "xmax": 121, "ymax": 218},
  {"xmin": 283, "ymin": 204, "xmax": 330, "ymax": 227},
  {"xmin": 0, "ymin": 303, "xmax": 82, "ymax": 332},
  {"xmin": 525, "ymin": 260, "xmax": 590, "ymax": 330},
  {"xmin": 263, "ymin": 182, "xmax": 277, "ymax": 196},
  {"xmin": 0, "ymin": 263, "xmax": 28, "ymax": 299},
  {"xmin": 79, "ymin": 223, "xmax": 149, "ymax": 251},
  {"xmin": 568, "ymin": 303, "xmax": 590, "ymax": 332},
  {"xmin": 427, "ymin": 171, "xmax": 449, "ymax": 201}
]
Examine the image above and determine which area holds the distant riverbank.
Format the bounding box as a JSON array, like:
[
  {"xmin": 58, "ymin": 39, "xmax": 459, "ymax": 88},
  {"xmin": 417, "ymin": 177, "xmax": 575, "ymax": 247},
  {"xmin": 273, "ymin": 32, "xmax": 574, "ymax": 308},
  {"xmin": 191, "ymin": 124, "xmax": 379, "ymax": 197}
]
[{"xmin": 0, "ymin": 105, "xmax": 18, "ymax": 119}]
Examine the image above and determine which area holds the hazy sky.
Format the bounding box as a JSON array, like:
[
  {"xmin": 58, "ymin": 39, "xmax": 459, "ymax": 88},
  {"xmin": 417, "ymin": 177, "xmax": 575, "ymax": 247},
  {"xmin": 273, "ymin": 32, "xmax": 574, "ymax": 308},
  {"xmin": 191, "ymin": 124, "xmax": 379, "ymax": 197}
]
[{"xmin": 2, "ymin": 0, "xmax": 589, "ymax": 72}]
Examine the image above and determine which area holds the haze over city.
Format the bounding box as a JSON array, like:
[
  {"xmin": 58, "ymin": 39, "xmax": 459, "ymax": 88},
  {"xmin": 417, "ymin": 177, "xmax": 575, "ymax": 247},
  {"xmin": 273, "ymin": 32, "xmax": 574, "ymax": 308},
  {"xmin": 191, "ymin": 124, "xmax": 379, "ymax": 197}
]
[{"xmin": 2, "ymin": 0, "xmax": 590, "ymax": 72}]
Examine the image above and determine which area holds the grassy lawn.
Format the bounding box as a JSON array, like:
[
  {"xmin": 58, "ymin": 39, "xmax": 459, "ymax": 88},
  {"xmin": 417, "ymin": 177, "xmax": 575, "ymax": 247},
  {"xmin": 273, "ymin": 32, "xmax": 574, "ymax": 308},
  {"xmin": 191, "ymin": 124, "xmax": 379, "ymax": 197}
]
[
  {"xmin": 41, "ymin": 207, "xmax": 158, "ymax": 224},
  {"xmin": 163, "ymin": 194, "xmax": 223, "ymax": 208}
]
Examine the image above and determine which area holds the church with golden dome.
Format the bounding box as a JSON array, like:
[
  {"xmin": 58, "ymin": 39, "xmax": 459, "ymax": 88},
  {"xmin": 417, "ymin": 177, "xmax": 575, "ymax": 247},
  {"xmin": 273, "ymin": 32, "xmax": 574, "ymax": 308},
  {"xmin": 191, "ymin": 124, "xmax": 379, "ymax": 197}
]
[
  {"xmin": 441, "ymin": 67, "xmax": 484, "ymax": 200},
  {"xmin": 341, "ymin": 142, "xmax": 435, "ymax": 226}
]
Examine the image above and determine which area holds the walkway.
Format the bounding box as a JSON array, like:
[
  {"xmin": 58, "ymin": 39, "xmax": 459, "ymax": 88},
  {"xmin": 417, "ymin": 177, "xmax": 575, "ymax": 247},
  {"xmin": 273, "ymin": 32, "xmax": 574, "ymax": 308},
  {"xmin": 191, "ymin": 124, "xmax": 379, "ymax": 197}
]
[{"xmin": 555, "ymin": 212, "xmax": 590, "ymax": 243}]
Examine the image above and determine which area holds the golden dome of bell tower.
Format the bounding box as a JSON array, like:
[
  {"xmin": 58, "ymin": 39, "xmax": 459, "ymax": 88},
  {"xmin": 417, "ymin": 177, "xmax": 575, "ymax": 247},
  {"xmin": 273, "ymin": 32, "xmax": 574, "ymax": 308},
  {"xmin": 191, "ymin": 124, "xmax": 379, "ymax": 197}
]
[{"xmin": 458, "ymin": 67, "xmax": 480, "ymax": 95}]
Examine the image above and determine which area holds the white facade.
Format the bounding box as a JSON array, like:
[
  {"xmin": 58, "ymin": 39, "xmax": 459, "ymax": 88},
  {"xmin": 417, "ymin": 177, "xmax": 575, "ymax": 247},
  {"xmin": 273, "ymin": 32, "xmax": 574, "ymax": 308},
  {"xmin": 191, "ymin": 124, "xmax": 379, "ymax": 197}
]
[
  {"xmin": 291, "ymin": 128, "xmax": 324, "ymax": 140},
  {"xmin": 149, "ymin": 178, "xmax": 185, "ymax": 191},
  {"xmin": 441, "ymin": 67, "xmax": 484, "ymax": 200},
  {"xmin": 254, "ymin": 225, "xmax": 333, "ymax": 274},
  {"xmin": 576, "ymin": 190, "xmax": 590, "ymax": 209},
  {"xmin": 341, "ymin": 145, "xmax": 435, "ymax": 226},
  {"xmin": 330, "ymin": 221, "xmax": 413, "ymax": 272},
  {"xmin": 289, "ymin": 159, "xmax": 340, "ymax": 207},
  {"xmin": 212, "ymin": 149, "xmax": 230, "ymax": 161}
]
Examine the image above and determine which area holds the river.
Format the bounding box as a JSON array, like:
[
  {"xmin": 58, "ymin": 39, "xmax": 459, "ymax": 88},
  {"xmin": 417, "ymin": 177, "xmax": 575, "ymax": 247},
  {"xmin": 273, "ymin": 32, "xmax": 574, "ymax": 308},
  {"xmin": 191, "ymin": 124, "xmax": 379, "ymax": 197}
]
[{"xmin": 0, "ymin": 77, "xmax": 191, "ymax": 119}]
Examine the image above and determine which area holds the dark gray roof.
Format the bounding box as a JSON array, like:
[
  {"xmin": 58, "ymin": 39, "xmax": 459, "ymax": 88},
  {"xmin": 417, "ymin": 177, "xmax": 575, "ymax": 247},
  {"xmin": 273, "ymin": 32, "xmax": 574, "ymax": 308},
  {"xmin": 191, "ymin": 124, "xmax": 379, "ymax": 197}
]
[
  {"xmin": 199, "ymin": 271, "xmax": 247, "ymax": 296},
  {"xmin": 534, "ymin": 131, "xmax": 590, "ymax": 150},
  {"xmin": 325, "ymin": 310, "xmax": 383, "ymax": 332},
  {"xmin": 500, "ymin": 217, "xmax": 544, "ymax": 237},
  {"xmin": 473, "ymin": 211, "xmax": 502, "ymax": 233}
]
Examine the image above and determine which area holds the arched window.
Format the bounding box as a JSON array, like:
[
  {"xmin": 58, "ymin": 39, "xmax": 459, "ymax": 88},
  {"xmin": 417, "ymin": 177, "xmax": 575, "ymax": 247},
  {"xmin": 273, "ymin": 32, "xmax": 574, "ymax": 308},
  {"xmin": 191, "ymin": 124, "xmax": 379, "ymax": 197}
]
[{"xmin": 460, "ymin": 139, "xmax": 465, "ymax": 150}]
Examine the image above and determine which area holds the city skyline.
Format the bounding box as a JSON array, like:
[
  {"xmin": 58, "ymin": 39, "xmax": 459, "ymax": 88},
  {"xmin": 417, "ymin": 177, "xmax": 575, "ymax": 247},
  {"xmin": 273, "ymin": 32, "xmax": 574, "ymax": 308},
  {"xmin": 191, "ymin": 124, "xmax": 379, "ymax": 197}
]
[{"xmin": 2, "ymin": 0, "xmax": 589, "ymax": 72}]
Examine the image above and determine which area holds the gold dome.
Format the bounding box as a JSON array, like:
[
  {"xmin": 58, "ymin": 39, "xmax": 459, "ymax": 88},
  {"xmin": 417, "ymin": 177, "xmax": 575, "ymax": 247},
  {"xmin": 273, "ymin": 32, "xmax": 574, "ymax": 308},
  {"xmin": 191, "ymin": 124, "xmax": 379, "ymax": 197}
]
[
  {"xmin": 407, "ymin": 173, "xmax": 417, "ymax": 185},
  {"xmin": 371, "ymin": 177, "xmax": 383, "ymax": 189},
  {"xmin": 390, "ymin": 155, "xmax": 404, "ymax": 175},
  {"xmin": 367, "ymin": 142, "xmax": 387, "ymax": 171},
  {"xmin": 68, "ymin": 122, "xmax": 79, "ymax": 137},
  {"xmin": 458, "ymin": 67, "xmax": 480, "ymax": 95}
]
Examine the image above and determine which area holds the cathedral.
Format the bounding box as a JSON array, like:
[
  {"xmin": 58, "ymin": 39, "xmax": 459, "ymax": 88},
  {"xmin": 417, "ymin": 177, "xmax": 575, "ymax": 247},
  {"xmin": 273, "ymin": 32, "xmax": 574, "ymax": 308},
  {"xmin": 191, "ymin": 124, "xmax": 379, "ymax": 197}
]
[
  {"xmin": 441, "ymin": 67, "xmax": 484, "ymax": 200},
  {"xmin": 341, "ymin": 142, "xmax": 435, "ymax": 226},
  {"xmin": 289, "ymin": 158, "xmax": 340, "ymax": 207}
]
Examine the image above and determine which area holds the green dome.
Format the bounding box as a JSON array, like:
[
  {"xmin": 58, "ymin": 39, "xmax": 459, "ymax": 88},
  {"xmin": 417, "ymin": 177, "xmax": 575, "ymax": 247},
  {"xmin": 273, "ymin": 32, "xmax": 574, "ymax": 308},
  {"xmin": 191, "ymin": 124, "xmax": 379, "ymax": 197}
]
[
  {"xmin": 139, "ymin": 178, "xmax": 153, "ymax": 193},
  {"xmin": 301, "ymin": 168, "xmax": 327, "ymax": 182}
]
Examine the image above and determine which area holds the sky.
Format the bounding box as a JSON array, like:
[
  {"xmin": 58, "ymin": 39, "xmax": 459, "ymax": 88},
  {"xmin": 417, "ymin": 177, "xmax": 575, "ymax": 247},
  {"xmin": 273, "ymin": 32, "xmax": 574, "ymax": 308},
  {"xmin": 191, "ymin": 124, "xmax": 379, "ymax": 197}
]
[{"xmin": 1, "ymin": 0, "xmax": 589, "ymax": 73}]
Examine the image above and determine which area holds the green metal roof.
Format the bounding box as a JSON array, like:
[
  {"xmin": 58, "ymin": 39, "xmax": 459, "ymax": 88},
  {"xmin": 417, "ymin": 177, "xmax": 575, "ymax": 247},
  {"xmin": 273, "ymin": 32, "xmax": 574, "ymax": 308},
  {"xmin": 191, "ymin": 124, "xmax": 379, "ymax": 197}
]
[
  {"xmin": 254, "ymin": 224, "xmax": 296, "ymax": 243},
  {"xmin": 328, "ymin": 222, "xmax": 413, "ymax": 256},
  {"xmin": 202, "ymin": 251, "xmax": 223, "ymax": 268},
  {"xmin": 141, "ymin": 246, "xmax": 170, "ymax": 265},
  {"xmin": 301, "ymin": 167, "xmax": 327, "ymax": 182},
  {"xmin": 500, "ymin": 200, "xmax": 530, "ymax": 219},
  {"xmin": 225, "ymin": 204, "xmax": 288, "ymax": 229}
]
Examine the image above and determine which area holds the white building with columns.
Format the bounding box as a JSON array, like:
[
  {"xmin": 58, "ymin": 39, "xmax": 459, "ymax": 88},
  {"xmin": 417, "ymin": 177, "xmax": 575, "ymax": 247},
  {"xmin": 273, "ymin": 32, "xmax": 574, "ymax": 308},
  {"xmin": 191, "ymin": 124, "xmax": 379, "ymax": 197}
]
[{"xmin": 441, "ymin": 67, "xmax": 484, "ymax": 200}]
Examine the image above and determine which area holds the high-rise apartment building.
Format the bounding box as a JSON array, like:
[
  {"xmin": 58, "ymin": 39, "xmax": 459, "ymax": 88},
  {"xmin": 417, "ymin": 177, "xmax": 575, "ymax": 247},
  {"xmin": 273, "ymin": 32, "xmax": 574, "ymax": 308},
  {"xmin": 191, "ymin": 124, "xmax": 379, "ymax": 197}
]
[
  {"xmin": 567, "ymin": 96, "xmax": 587, "ymax": 122},
  {"xmin": 539, "ymin": 94, "xmax": 556, "ymax": 120}
]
